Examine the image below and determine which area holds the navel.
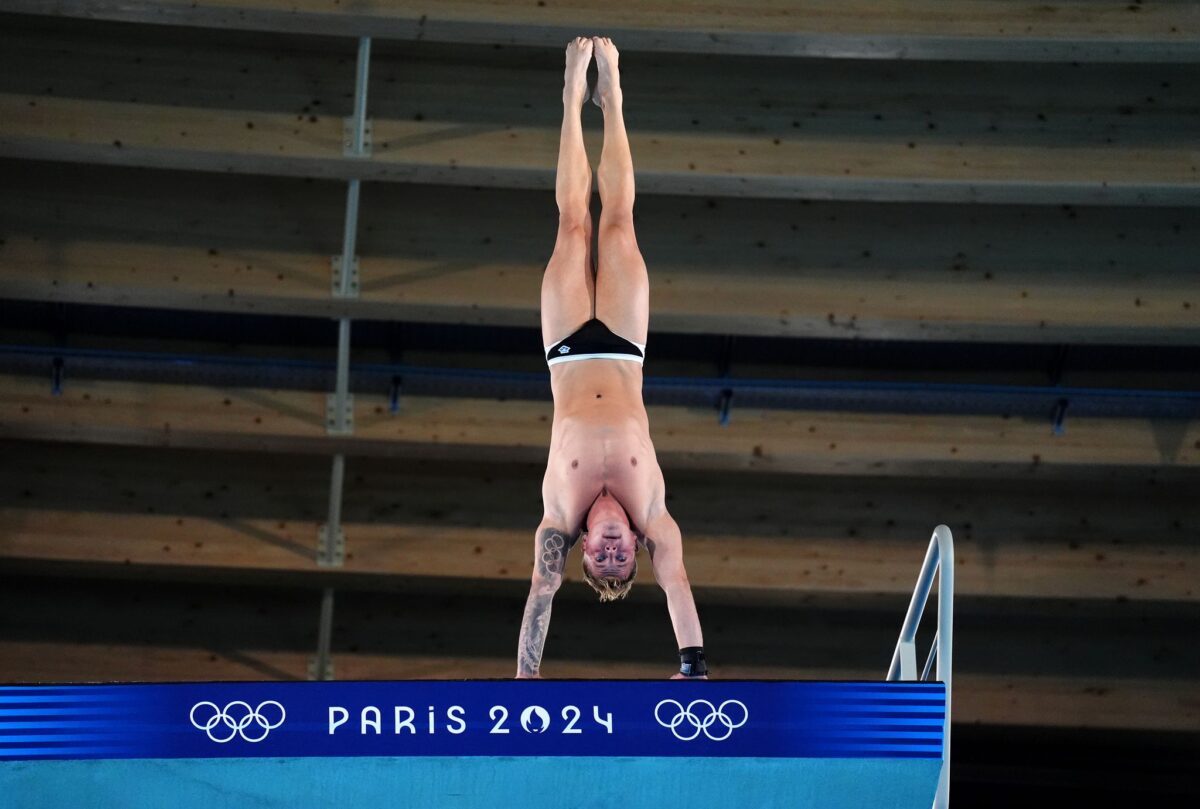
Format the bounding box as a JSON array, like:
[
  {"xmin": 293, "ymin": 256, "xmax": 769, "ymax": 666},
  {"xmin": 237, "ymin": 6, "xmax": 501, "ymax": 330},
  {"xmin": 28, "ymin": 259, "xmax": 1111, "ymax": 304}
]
[
  {"xmin": 630, "ymin": 456, "xmax": 638, "ymax": 466},
  {"xmin": 571, "ymin": 459, "xmax": 579, "ymax": 469}
]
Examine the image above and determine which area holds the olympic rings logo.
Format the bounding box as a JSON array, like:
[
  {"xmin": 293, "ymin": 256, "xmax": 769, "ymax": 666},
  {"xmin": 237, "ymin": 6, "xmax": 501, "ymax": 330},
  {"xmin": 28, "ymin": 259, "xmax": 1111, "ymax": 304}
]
[
  {"xmin": 189, "ymin": 700, "xmax": 286, "ymax": 743},
  {"xmin": 653, "ymin": 699, "xmax": 748, "ymax": 741}
]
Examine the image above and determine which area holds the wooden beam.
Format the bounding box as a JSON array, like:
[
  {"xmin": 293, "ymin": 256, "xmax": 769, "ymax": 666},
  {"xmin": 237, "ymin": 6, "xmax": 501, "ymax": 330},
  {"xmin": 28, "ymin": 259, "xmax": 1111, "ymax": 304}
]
[
  {"xmin": 3, "ymin": 373, "xmax": 1199, "ymax": 477},
  {"xmin": 2, "ymin": 439, "xmax": 1196, "ymax": 602},
  {"xmin": 1, "ymin": 0, "xmax": 1196, "ymax": 62},
  {"xmin": 3, "ymin": 163, "xmax": 1197, "ymax": 345},
  {"xmin": 6, "ymin": 89, "xmax": 1197, "ymax": 206},
  {"xmin": 1, "ymin": 575, "xmax": 1196, "ymax": 731},
  {"xmin": 4, "ymin": 10, "xmax": 1195, "ymax": 206},
  {"xmin": 3, "ymin": 16, "xmax": 1197, "ymax": 207},
  {"xmin": 4, "ymin": 506, "xmax": 1196, "ymax": 603}
]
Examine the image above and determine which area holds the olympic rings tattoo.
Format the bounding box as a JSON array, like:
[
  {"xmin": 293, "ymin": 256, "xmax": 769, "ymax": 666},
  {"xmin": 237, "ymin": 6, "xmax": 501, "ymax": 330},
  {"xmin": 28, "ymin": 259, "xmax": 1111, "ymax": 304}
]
[{"xmin": 540, "ymin": 532, "xmax": 566, "ymax": 570}]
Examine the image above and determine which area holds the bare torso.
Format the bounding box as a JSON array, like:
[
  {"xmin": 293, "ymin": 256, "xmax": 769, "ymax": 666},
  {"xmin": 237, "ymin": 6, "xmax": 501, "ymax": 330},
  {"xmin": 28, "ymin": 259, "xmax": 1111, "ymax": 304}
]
[{"xmin": 542, "ymin": 360, "xmax": 665, "ymax": 534}]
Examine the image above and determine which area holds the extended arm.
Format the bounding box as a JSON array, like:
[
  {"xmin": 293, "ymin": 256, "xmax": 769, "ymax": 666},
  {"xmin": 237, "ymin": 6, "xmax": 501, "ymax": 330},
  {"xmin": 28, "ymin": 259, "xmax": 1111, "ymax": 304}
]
[
  {"xmin": 515, "ymin": 520, "xmax": 575, "ymax": 678},
  {"xmin": 643, "ymin": 508, "xmax": 704, "ymax": 652}
]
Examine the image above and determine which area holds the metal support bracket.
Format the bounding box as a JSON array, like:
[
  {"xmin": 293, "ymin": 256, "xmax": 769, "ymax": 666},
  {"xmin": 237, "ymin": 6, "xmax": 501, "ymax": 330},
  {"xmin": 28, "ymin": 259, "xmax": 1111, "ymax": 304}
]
[
  {"xmin": 316, "ymin": 523, "xmax": 345, "ymax": 567},
  {"xmin": 51, "ymin": 356, "xmax": 64, "ymax": 396},
  {"xmin": 343, "ymin": 116, "xmax": 373, "ymax": 156},
  {"xmin": 717, "ymin": 388, "xmax": 733, "ymax": 426},
  {"xmin": 1051, "ymin": 397, "xmax": 1069, "ymax": 436},
  {"xmin": 325, "ymin": 392, "xmax": 354, "ymax": 435},
  {"xmin": 307, "ymin": 656, "xmax": 335, "ymax": 681},
  {"xmin": 389, "ymin": 375, "xmax": 403, "ymax": 414},
  {"xmin": 331, "ymin": 255, "xmax": 360, "ymax": 299},
  {"xmin": 716, "ymin": 335, "xmax": 736, "ymax": 426}
]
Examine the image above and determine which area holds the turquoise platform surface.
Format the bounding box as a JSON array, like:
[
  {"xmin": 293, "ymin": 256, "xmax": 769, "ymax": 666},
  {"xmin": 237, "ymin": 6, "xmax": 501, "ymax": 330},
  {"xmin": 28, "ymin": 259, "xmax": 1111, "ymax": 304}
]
[{"xmin": 4, "ymin": 755, "xmax": 941, "ymax": 809}]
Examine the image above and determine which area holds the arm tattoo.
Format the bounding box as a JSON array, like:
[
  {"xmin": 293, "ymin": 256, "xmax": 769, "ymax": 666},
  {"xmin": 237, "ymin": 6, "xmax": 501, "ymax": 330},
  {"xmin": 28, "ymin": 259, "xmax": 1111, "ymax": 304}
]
[
  {"xmin": 518, "ymin": 527, "xmax": 569, "ymax": 676},
  {"xmin": 537, "ymin": 529, "xmax": 568, "ymax": 578},
  {"xmin": 517, "ymin": 588, "xmax": 555, "ymax": 677}
]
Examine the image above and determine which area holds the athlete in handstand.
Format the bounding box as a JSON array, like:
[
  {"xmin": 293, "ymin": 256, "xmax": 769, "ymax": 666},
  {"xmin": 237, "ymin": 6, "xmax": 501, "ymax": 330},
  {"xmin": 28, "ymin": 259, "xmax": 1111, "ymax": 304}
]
[{"xmin": 515, "ymin": 36, "xmax": 706, "ymax": 680}]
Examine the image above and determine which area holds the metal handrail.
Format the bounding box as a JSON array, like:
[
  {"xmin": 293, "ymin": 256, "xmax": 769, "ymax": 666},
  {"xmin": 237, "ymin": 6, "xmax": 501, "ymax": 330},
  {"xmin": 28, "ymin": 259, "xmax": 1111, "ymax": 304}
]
[{"xmin": 887, "ymin": 524, "xmax": 954, "ymax": 809}]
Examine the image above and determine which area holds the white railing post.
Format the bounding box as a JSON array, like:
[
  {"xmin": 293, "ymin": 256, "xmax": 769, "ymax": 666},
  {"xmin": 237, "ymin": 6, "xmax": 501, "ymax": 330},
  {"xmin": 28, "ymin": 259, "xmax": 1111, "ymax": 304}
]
[{"xmin": 887, "ymin": 524, "xmax": 954, "ymax": 809}]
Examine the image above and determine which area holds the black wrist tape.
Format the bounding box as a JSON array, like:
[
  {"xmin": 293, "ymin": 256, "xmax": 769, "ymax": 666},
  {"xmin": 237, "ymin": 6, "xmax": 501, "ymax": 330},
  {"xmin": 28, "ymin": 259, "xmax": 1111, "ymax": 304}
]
[{"xmin": 678, "ymin": 646, "xmax": 708, "ymax": 677}]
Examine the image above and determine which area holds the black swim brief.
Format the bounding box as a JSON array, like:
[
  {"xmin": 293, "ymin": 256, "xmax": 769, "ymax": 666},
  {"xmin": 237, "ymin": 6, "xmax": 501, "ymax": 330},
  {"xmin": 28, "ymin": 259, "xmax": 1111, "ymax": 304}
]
[{"xmin": 544, "ymin": 318, "xmax": 646, "ymax": 367}]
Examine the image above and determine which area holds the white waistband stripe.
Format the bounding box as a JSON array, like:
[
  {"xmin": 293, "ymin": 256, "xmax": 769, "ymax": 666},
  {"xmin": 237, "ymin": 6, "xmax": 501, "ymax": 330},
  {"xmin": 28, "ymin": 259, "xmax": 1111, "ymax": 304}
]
[{"xmin": 546, "ymin": 352, "xmax": 645, "ymax": 366}]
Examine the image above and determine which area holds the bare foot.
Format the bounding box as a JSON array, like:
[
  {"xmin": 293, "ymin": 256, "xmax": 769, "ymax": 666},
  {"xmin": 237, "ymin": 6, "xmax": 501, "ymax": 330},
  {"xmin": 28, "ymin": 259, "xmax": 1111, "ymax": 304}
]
[
  {"xmin": 591, "ymin": 36, "xmax": 622, "ymax": 111},
  {"xmin": 563, "ymin": 36, "xmax": 592, "ymax": 106}
]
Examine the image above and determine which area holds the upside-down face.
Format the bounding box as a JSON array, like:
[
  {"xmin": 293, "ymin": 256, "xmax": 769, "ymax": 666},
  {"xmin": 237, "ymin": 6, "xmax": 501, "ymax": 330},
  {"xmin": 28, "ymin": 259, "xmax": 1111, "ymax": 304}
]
[{"xmin": 580, "ymin": 491, "xmax": 639, "ymax": 600}]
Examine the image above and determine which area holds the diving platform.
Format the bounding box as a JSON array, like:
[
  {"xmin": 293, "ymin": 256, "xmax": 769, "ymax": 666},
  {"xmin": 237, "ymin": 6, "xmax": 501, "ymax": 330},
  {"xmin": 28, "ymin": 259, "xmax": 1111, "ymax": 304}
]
[
  {"xmin": 1, "ymin": 529, "xmax": 953, "ymax": 807},
  {"xmin": 0, "ymin": 679, "xmax": 946, "ymax": 809}
]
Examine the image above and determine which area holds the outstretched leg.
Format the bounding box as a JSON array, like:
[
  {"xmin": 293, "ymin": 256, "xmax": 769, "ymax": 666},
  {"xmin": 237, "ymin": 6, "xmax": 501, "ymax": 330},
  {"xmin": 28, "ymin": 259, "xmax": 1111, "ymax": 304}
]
[
  {"xmin": 541, "ymin": 37, "xmax": 596, "ymax": 349},
  {"xmin": 592, "ymin": 36, "xmax": 649, "ymax": 347}
]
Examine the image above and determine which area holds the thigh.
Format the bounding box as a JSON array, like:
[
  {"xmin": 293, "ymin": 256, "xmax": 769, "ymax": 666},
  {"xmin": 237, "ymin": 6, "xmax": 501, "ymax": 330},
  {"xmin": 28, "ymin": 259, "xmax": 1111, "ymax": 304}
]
[
  {"xmin": 540, "ymin": 221, "xmax": 595, "ymax": 347},
  {"xmin": 594, "ymin": 217, "xmax": 649, "ymax": 346}
]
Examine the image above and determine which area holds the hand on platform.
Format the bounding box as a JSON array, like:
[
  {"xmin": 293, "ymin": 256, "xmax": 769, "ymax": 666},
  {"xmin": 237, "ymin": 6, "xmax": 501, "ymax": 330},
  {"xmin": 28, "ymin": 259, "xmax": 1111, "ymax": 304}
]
[
  {"xmin": 670, "ymin": 673, "xmax": 708, "ymax": 679},
  {"xmin": 515, "ymin": 673, "xmax": 542, "ymax": 679}
]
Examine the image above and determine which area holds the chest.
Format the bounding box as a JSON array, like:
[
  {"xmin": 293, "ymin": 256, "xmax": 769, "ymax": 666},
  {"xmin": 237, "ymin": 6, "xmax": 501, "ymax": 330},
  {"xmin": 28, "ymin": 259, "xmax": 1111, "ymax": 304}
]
[{"xmin": 546, "ymin": 438, "xmax": 654, "ymax": 524}]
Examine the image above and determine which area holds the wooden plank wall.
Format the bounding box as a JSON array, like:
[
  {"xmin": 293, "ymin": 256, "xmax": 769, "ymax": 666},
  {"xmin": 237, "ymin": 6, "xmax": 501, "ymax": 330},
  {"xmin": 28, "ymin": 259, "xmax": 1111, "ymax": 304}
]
[{"xmin": 0, "ymin": 0, "xmax": 1197, "ymax": 759}]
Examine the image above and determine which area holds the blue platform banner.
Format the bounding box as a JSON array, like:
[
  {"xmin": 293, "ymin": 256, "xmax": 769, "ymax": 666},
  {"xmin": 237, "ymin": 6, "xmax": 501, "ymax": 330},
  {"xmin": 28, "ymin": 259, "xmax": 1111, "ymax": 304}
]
[{"xmin": 0, "ymin": 680, "xmax": 945, "ymax": 762}]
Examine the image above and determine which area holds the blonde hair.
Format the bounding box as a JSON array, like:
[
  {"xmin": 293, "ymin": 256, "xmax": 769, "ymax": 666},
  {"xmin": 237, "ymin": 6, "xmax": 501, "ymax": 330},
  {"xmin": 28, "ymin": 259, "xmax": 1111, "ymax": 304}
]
[
  {"xmin": 580, "ymin": 532, "xmax": 638, "ymax": 602},
  {"xmin": 582, "ymin": 558, "xmax": 638, "ymax": 602}
]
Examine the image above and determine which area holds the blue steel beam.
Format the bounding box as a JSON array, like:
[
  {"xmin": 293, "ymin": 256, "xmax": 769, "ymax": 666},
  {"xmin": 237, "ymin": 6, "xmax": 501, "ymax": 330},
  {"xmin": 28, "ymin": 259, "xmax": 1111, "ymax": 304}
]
[{"xmin": 1, "ymin": 343, "xmax": 1197, "ymax": 423}]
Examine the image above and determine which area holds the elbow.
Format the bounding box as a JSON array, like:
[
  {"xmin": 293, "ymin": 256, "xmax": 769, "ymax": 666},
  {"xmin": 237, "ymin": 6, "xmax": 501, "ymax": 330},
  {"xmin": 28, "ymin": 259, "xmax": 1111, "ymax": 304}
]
[
  {"xmin": 657, "ymin": 569, "xmax": 690, "ymax": 594},
  {"xmin": 531, "ymin": 572, "xmax": 563, "ymax": 595}
]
